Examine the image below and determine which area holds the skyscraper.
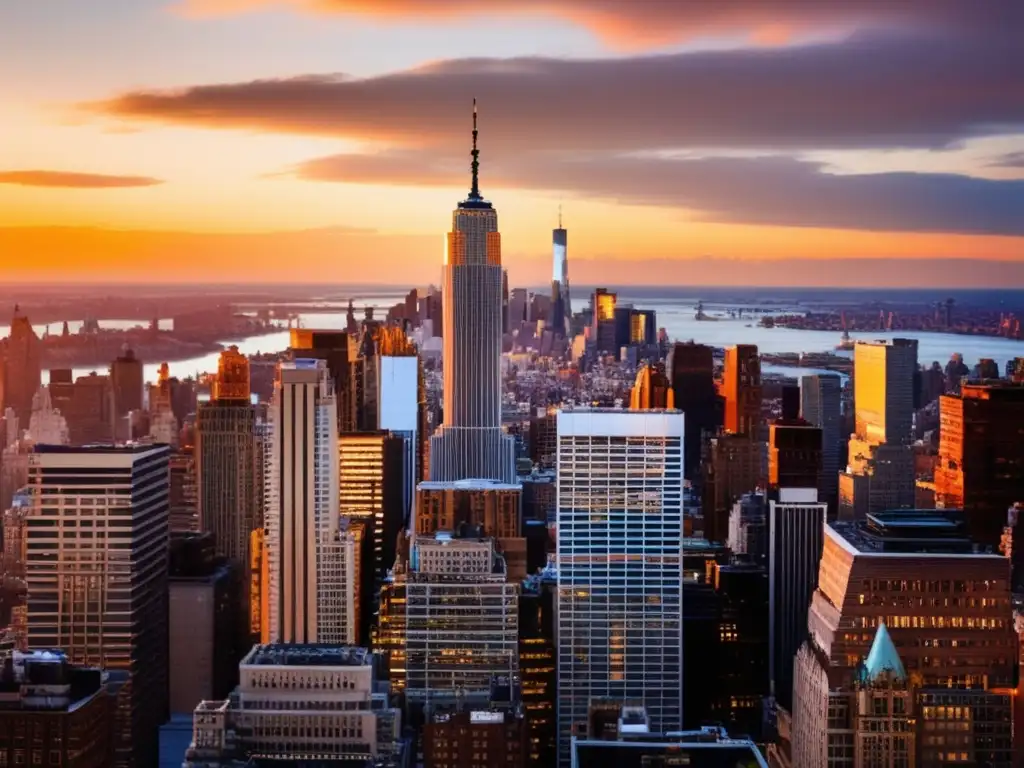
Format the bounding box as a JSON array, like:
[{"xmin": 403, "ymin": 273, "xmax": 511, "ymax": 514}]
[
  {"xmin": 556, "ymin": 409, "xmax": 684, "ymax": 766},
  {"xmin": 590, "ymin": 289, "xmax": 617, "ymax": 356},
  {"xmin": 1, "ymin": 306, "xmax": 41, "ymax": 425},
  {"xmin": 800, "ymin": 373, "xmax": 843, "ymax": 513},
  {"xmin": 289, "ymin": 328, "xmax": 362, "ymax": 433},
  {"xmin": 724, "ymin": 345, "xmax": 761, "ymax": 436},
  {"xmin": 768, "ymin": 419, "xmax": 822, "ymax": 493},
  {"xmin": 768, "ymin": 489, "xmax": 826, "ymax": 712},
  {"xmin": 265, "ymin": 360, "xmax": 354, "ymax": 644},
  {"xmin": 839, "ymin": 339, "xmax": 917, "ymax": 519},
  {"xmin": 629, "ymin": 362, "xmax": 674, "ymax": 410},
  {"xmin": 195, "ymin": 347, "xmax": 264, "ymax": 637},
  {"xmin": 667, "ymin": 341, "xmax": 719, "ymax": 481},
  {"xmin": 936, "ymin": 381, "xmax": 1024, "ymax": 550},
  {"xmin": 549, "ymin": 209, "xmax": 570, "ymax": 337},
  {"xmin": 110, "ymin": 346, "xmax": 144, "ymax": 423},
  {"xmin": 26, "ymin": 444, "xmax": 170, "ymax": 768},
  {"xmin": 429, "ymin": 101, "xmax": 515, "ymax": 484}
]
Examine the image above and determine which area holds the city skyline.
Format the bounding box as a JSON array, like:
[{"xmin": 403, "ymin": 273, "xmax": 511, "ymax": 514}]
[{"xmin": 2, "ymin": 2, "xmax": 1023, "ymax": 287}]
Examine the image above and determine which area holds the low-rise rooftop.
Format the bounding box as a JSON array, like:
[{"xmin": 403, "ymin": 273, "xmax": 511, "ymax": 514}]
[{"xmin": 830, "ymin": 509, "xmax": 1000, "ymax": 557}]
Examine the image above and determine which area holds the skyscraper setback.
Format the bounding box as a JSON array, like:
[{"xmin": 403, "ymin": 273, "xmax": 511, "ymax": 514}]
[{"xmin": 429, "ymin": 101, "xmax": 515, "ymax": 484}]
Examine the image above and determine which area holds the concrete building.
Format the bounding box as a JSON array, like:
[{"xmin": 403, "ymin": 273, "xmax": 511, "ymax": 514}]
[
  {"xmin": 416, "ymin": 479, "xmax": 525, "ymax": 580},
  {"xmin": 801, "ymin": 373, "xmax": 843, "ymax": 513},
  {"xmin": 727, "ymin": 492, "xmax": 767, "ymax": 563},
  {"xmin": 110, "ymin": 347, "xmax": 144, "ymax": 423},
  {"xmin": 724, "ymin": 345, "xmax": 761, "ymax": 437},
  {"xmin": 768, "ymin": 419, "xmax": 822, "ymax": 495},
  {"xmin": 768, "ymin": 489, "xmax": 827, "ymax": 713},
  {"xmin": 168, "ymin": 532, "xmax": 237, "ymax": 715},
  {"xmin": 628, "ymin": 362, "xmax": 673, "ymax": 410},
  {"xmin": 424, "ymin": 678, "xmax": 528, "ymax": 768},
  {"xmin": 790, "ymin": 510, "xmax": 1016, "ymax": 767},
  {"xmin": 26, "ymin": 444, "xmax": 170, "ymax": 768},
  {"xmin": 936, "ymin": 382, "xmax": 1024, "ymax": 551},
  {"xmin": 403, "ymin": 535, "xmax": 519, "ymax": 705},
  {"xmin": 0, "ymin": 650, "xmax": 127, "ymax": 768},
  {"xmin": 701, "ymin": 432, "xmax": 762, "ymax": 544},
  {"xmin": 429, "ymin": 102, "xmax": 516, "ymax": 485},
  {"xmin": 183, "ymin": 644, "xmax": 405, "ymax": 767},
  {"xmin": 556, "ymin": 409, "xmax": 684, "ymax": 766},
  {"xmin": 0, "ymin": 307, "xmax": 41, "ymax": 425},
  {"xmin": 667, "ymin": 342, "xmax": 719, "ymax": 481}
]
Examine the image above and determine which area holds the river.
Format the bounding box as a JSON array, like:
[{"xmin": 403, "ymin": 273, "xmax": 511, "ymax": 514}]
[{"xmin": 31, "ymin": 292, "xmax": 1024, "ymax": 385}]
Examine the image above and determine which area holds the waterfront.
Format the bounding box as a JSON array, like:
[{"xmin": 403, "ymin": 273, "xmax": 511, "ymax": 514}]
[{"xmin": 32, "ymin": 291, "xmax": 1024, "ymax": 385}]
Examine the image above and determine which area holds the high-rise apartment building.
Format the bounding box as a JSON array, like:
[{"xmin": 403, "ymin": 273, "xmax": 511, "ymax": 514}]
[
  {"xmin": 265, "ymin": 360, "xmax": 354, "ymax": 645},
  {"xmin": 629, "ymin": 362, "xmax": 674, "ymax": 410},
  {"xmin": 701, "ymin": 432, "xmax": 761, "ymax": 544},
  {"xmin": 184, "ymin": 644, "xmax": 405, "ymax": 766},
  {"xmin": 549, "ymin": 213, "xmax": 570, "ymax": 337},
  {"xmin": 429, "ymin": 102, "xmax": 516, "ymax": 485},
  {"xmin": 26, "ymin": 444, "xmax": 170, "ymax": 768},
  {"xmin": 839, "ymin": 339, "xmax": 918, "ymax": 519},
  {"xmin": 800, "ymin": 373, "xmax": 843, "ymax": 513},
  {"xmin": 402, "ymin": 534, "xmax": 519, "ymax": 705},
  {"xmin": 375, "ymin": 329, "xmax": 425, "ymax": 516},
  {"xmin": 195, "ymin": 347, "xmax": 264, "ymax": 643},
  {"xmin": 556, "ymin": 409, "xmax": 684, "ymax": 766},
  {"xmin": 790, "ymin": 510, "xmax": 1016, "ymax": 767},
  {"xmin": 936, "ymin": 382, "xmax": 1024, "ymax": 550},
  {"xmin": 768, "ymin": 489, "xmax": 826, "ymax": 712},
  {"xmin": 667, "ymin": 342, "xmax": 719, "ymax": 480},
  {"xmin": 1, "ymin": 307, "xmax": 41, "ymax": 425},
  {"xmin": 724, "ymin": 345, "xmax": 761, "ymax": 436}
]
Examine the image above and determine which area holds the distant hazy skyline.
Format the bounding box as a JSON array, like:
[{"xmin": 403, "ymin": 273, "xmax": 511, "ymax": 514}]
[{"xmin": 1, "ymin": 1, "xmax": 1022, "ymax": 286}]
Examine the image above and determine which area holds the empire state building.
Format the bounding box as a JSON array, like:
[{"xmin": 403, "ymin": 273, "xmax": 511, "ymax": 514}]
[{"xmin": 429, "ymin": 101, "xmax": 515, "ymax": 484}]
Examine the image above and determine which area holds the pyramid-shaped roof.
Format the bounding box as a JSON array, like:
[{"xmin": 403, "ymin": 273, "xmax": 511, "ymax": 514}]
[{"xmin": 862, "ymin": 622, "xmax": 906, "ymax": 683}]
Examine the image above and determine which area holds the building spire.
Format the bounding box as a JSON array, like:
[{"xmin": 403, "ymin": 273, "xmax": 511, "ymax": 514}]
[
  {"xmin": 470, "ymin": 98, "xmax": 481, "ymax": 200},
  {"xmin": 558, "ymin": 203, "xmax": 562, "ymax": 229}
]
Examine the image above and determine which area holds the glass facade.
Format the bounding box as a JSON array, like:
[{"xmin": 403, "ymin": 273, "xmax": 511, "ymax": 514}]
[{"xmin": 555, "ymin": 410, "xmax": 684, "ymax": 767}]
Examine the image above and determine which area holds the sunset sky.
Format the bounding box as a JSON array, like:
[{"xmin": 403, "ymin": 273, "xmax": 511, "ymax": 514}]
[{"xmin": 1, "ymin": 1, "xmax": 1022, "ymax": 286}]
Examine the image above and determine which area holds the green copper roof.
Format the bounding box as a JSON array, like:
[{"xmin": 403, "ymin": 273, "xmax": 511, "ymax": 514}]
[{"xmin": 862, "ymin": 622, "xmax": 906, "ymax": 683}]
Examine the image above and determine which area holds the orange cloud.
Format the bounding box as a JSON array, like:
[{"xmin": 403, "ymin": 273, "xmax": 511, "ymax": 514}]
[
  {"xmin": 171, "ymin": 0, "xmax": 1007, "ymax": 49},
  {"xmin": 0, "ymin": 171, "xmax": 163, "ymax": 189}
]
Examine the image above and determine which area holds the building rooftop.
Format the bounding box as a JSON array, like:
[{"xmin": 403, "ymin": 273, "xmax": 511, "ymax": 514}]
[
  {"xmin": 242, "ymin": 644, "xmax": 372, "ymax": 668},
  {"xmin": 32, "ymin": 443, "xmax": 168, "ymax": 455},
  {"xmin": 573, "ymin": 726, "xmax": 768, "ymax": 768},
  {"xmin": 830, "ymin": 509, "xmax": 1001, "ymax": 557},
  {"xmin": 417, "ymin": 478, "xmax": 523, "ymax": 492},
  {"xmin": 860, "ymin": 623, "xmax": 906, "ymax": 684}
]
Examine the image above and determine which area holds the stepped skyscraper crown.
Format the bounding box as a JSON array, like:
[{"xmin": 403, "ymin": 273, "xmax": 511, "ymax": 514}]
[{"xmin": 430, "ymin": 100, "xmax": 515, "ymax": 484}]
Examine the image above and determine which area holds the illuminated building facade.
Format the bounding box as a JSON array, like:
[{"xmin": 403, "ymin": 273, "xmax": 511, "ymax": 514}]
[
  {"xmin": 376, "ymin": 329, "xmax": 427, "ymax": 515},
  {"xmin": 265, "ymin": 360, "xmax": 354, "ymax": 645},
  {"xmin": 195, "ymin": 348, "xmax": 265, "ymax": 648},
  {"xmin": 724, "ymin": 344, "xmax": 761, "ymax": 436},
  {"xmin": 424, "ymin": 699, "xmax": 528, "ymax": 768},
  {"xmin": 628, "ymin": 362, "xmax": 674, "ymax": 410},
  {"xmin": 26, "ymin": 444, "xmax": 171, "ymax": 768},
  {"xmin": 404, "ymin": 535, "xmax": 519, "ymax": 705},
  {"xmin": 790, "ymin": 510, "xmax": 1016, "ymax": 767},
  {"xmin": 556, "ymin": 409, "xmax": 684, "ymax": 767},
  {"xmin": 549, "ymin": 215, "xmax": 570, "ymax": 338},
  {"xmin": 289, "ymin": 328, "xmax": 362, "ymax": 433},
  {"xmin": 839, "ymin": 339, "xmax": 918, "ymax": 520},
  {"xmin": 110, "ymin": 346, "xmax": 143, "ymax": 422},
  {"xmin": 429, "ymin": 101, "xmax": 516, "ymax": 485},
  {"xmin": 590, "ymin": 289, "xmax": 617, "ymax": 355},
  {"xmin": 936, "ymin": 382, "xmax": 1024, "ymax": 550},
  {"xmin": 520, "ymin": 571, "xmax": 556, "ymax": 767},
  {"xmin": 768, "ymin": 419, "xmax": 822, "ymax": 493}
]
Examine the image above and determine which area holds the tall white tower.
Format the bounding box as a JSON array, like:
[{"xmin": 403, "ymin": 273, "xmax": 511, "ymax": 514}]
[
  {"xmin": 265, "ymin": 359, "xmax": 354, "ymax": 644},
  {"xmin": 555, "ymin": 408, "xmax": 685, "ymax": 766},
  {"xmin": 429, "ymin": 100, "xmax": 515, "ymax": 484}
]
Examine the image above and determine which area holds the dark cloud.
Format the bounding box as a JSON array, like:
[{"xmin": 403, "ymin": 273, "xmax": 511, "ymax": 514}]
[
  {"xmin": 91, "ymin": 26, "xmax": 1024, "ymax": 153},
  {"xmin": 177, "ymin": 0, "xmax": 1021, "ymax": 48},
  {"xmin": 294, "ymin": 151, "xmax": 1024, "ymax": 236},
  {"xmin": 0, "ymin": 170, "xmax": 163, "ymax": 188},
  {"xmin": 987, "ymin": 151, "xmax": 1024, "ymax": 169}
]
